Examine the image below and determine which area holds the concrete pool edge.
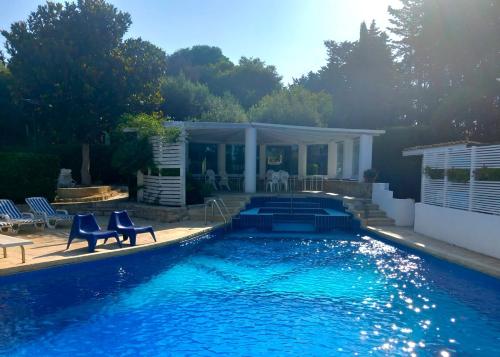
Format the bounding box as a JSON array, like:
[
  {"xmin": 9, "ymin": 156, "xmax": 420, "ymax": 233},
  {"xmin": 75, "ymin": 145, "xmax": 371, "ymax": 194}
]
[
  {"xmin": 367, "ymin": 225, "xmax": 500, "ymax": 279},
  {"xmin": 0, "ymin": 223, "xmax": 226, "ymax": 277}
]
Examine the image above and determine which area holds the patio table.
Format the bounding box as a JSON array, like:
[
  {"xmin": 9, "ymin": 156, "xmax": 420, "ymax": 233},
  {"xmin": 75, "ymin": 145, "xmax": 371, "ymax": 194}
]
[{"xmin": 0, "ymin": 234, "xmax": 33, "ymax": 263}]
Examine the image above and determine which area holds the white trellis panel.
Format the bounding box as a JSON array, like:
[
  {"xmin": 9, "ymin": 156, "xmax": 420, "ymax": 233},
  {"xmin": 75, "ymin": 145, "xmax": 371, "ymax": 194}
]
[
  {"xmin": 150, "ymin": 136, "xmax": 184, "ymax": 168},
  {"xmin": 141, "ymin": 133, "xmax": 186, "ymax": 206},
  {"xmin": 421, "ymin": 144, "xmax": 500, "ymax": 215}
]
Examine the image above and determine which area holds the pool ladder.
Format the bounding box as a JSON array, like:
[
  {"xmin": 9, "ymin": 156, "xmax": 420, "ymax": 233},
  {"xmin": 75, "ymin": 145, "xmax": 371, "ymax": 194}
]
[{"xmin": 204, "ymin": 198, "xmax": 230, "ymax": 225}]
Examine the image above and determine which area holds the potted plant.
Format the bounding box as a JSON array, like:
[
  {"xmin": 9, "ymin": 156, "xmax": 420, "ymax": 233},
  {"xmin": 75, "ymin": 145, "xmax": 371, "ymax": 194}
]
[
  {"xmin": 447, "ymin": 168, "xmax": 470, "ymax": 183},
  {"xmin": 474, "ymin": 166, "xmax": 500, "ymax": 181},
  {"xmin": 363, "ymin": 168, "xmax": 378, "ymax": 183},
  {"xmin": 424, "ymin": 166, "xmax": 445, "ymax": 180}
]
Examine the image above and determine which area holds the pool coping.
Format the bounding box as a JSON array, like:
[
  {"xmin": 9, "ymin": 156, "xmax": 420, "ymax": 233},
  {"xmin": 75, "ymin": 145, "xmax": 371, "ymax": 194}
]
[
  {"xmin": 0, "ymin": 223, "xmax": 226, "ymax": 277},
  {"xmin": 367, "ymin": 225, "xmax": 500, "ymax": 279}
]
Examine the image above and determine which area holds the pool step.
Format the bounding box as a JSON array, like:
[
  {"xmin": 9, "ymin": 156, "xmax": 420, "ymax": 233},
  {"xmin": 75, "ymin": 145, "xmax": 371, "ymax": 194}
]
[
  {"xmin": 343, "ymin": 198, "xmax": 395, "ymax": 227},
  {"xmin": 361, "ymin": 217, "xmax": 396, "ymax": 226}
]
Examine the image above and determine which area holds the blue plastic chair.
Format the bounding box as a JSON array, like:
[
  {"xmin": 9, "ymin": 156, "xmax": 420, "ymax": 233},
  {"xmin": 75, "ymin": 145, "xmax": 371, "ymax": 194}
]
[
  {"xmin": 107, "ymin": 211, "xmax": 156, "ymax": 246},
  {"xmin": 67, "ymin": 214, "xmax": 122, "ymax": 252}
]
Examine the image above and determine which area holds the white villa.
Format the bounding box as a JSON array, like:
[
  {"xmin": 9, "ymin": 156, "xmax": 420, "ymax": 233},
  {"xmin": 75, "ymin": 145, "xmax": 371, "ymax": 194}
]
[{"xmin": 138, "ymin": 121, "xmax": 385, "ymax": 206}]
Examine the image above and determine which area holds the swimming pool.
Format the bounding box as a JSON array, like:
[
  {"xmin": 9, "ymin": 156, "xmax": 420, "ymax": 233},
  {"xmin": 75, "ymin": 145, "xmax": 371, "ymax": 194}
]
[
  {"xmin": 234, "ymin": 196, "xmax": 352, "ymax": 232},
  {"xmin": 1, "ymin": 228, "xmax": 499, "ymax": 355}
]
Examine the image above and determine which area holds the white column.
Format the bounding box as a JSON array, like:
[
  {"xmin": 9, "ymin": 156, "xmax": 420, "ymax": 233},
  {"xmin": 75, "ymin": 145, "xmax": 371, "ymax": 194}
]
[
  {"xmin": 259, "ymin": 144, "xmax": 266, "ymax": 179},
  {"xmin": 244, "ymin": 127, "xmax": 257, "ymax": 193},
  {"xmin": 298, "ymin": 143, "xmax": 307, "ymax": 178},
  {"xmin": 342, "ymin": 139, "xmax": 354, "ymax": 179},
  {"xmin": 327, "ymin": 142, "xmax": 338, "ymax": 178},
  {"xmin": 217, "ymin": 143, "xmax": 226, "ymax": 175},
  {"xmin": 358, "ymin": 134, "xmax": 373, "ymax": 182}
]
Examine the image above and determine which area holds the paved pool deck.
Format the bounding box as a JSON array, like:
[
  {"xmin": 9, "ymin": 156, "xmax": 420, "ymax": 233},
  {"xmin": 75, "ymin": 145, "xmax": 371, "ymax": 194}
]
[
  {"xmin": 0, "ymin": 217, "xmax": 222, "ymax": 276},
  {"xmin": 368, "ymin": 225, "xmax": 500, "ymax": 279}
]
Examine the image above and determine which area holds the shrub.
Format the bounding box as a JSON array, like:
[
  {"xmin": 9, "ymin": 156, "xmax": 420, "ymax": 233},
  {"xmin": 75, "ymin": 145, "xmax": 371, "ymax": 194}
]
[
  {"xmin": 186, "ymin": 173, "xmax": 213, "ymax": 204},
  {"xmin": 0, "ymin": 152, "xmax": 59, "ymax": 202},
  {"xmin": 363, "ymin": 168, "xmax": 378, "ymax": 183},
  {"xmin": 424, "ymin": 166, "xmax": 445, "ymax": 180},
  {"xmin": 474, "ymin": 166, "xmax": 500, "ymax": 181},
  {"xmin": 160, "ymin": 168, "xmax": 180, "ymax": 176},
  {"xmin": 447, "ymin": 168, "xmax": 470, "ymax": 183}
]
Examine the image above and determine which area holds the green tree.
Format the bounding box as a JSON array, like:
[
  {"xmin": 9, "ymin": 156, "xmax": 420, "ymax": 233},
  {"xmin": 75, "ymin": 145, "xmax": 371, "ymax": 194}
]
[
  {"xmin": 166, "ymin": 45, "xmax": 233, "ymax": 87},
  {"xmin": 1, "ymin": 0, "xmax": 167, "ymax": 185},
  {"xmin": 340, "ymin": 21, "xmax": 399, "ymax": 129},
  {"xmin": 160, "ymin": 75, "xmax": 247, "ymax": 122},
  {"xmin": 0, "ymin": 64, "xmax": 25, "ymax": 146},
  {"xmin": 160, "ymin": 75, "xmax": 213, "ymax": 120},
  {"xmin": 297, "ymin": 21, "xmax": 398, "ymax": 129},
  {"xmin": 249, "ymin": 87, "xmax": 333, "ymax": 127},
  {"xmin": 216, "ymin": 57, "xmax": 282, "ymax": 109},
  {"xmin": 166, "ymin": 47, "xmax": 283, "ymax": 109},
  {"xmin": 388, "ymin": 0, "xmax": 500, "ymax": 140},
  {"xmin": 119, "ymin": 38, "xmax": 168, "ymax": 114},
  {"xmin": 199, "ymin": 93, "xmax": 247, "ymax": 123}
]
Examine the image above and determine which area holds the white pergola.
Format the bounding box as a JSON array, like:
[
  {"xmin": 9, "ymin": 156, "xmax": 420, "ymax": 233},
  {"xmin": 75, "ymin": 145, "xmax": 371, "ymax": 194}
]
[{"xmin": 166, "ymin": 121, "xmax": 384, "ymax": 193}]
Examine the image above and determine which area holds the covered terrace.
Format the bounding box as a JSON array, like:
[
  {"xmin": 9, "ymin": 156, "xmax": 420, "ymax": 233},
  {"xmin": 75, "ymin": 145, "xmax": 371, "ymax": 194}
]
[{"xmin": 167, "ymin": 121, "xmax": 384, "ymax": 194}]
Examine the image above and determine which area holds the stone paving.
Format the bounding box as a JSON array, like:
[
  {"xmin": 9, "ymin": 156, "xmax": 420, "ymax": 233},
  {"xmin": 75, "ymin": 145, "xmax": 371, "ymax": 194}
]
[
  {"xmin": 0, "ymin": 217, "xmax": 221, "ymax": 276},
  {"xmin": 368, "ymin": 225, "xmax": 500, "ymax": 278}
]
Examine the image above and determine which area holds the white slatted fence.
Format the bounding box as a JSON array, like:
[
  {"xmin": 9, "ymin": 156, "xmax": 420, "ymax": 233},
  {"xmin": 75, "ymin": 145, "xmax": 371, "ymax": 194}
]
[
  {"xmin": 141, "ymin": 134, "xmax": 186, "ymax": 206},
  {"xmin": 422, "ymin": 144, "xmax": 500, "ymax": 215}
]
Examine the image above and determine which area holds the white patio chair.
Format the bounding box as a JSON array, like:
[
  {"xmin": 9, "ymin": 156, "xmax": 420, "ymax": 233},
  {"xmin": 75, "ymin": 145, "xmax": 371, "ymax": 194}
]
[
  {"xmin": 265, "ymin": 170, "xmax": 275, "ymax": 192},
  {"xmin": 267, "ymin": 172, "xmax": 280, "ymax": 192},
  {"xmin": 278, "ymin": 170, "xmax": 290, "ymax": 192},
  {"xmin": 205, "ymin": 169, "xmax": 218, "ymax": 190},
  {"xmin": 219, "ymin": 175, "xmax": 231, "ymax": 191}
]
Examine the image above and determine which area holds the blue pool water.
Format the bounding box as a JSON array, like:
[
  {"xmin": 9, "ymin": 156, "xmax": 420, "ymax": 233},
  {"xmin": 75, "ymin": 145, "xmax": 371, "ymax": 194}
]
[{"xmin": 1, "ymin": 229, "xmax": 499, "ymax": 356}]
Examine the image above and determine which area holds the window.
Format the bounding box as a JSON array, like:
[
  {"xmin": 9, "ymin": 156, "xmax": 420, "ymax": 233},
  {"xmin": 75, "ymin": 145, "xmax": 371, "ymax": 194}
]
[
  {"xmin": 266, "ymin": 145, "xmax": 298, "ymax": 175},
  {"xmin": 188, "ymin": 143, "xmax": 217, "ymax": 174},
  {"xmin": 226, "ymin": 145, "xmax": 245, "ymax": 174},
  {"xmin": 307, "ymin": 144, "xmax": 328, "ymax": 175},
  {"xmin": 336, "ymin": 142, "xmax": 344, "ymax": 178}
]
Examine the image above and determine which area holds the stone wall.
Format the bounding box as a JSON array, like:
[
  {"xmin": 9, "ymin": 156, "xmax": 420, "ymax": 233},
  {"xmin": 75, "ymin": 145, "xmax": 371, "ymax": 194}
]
[
  {"xmin": 52, "ymin": 200, "xmax": 187, "ymax": 223},
  {"xmin": 323, "ymin": 179, "xmax": 372, "ymax": 198}
]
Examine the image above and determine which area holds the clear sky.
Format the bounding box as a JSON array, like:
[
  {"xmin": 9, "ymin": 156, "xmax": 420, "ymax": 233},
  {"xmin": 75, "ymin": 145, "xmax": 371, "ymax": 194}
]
[{"xmin": 0, "ymin": 0, "xmax": 400, "ymax": 84}]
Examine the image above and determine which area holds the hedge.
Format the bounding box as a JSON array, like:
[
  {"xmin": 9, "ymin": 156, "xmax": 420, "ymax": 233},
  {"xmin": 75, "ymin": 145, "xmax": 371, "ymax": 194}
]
[
  {"xmin": 41, "ymin": 144, "xmax": 124, "ymax": 185},
  {"xmin": 0, "ymin": 152, "xmax": 60, "ymax": 203}
]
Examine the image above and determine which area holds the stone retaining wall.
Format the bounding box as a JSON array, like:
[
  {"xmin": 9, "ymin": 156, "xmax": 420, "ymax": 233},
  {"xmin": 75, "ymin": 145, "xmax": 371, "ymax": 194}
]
[
  {"xmin": 323, "ymin": 179, "xmax": 372, "ymax": 198},
  {"xmin": 51, "ymin": 200, "xmax": 188, "ymax": 223}
]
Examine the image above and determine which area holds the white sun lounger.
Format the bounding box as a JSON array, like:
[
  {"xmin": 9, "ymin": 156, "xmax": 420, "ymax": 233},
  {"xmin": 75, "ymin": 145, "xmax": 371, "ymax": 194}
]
[{"xmin": 0, "ymin": 234, "xmax": 33, "ymax": 263}]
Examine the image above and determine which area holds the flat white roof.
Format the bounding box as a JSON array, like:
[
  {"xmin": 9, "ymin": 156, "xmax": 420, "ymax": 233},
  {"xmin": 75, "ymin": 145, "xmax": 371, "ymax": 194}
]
[
  {"xmin": 165, "ymin": 121, "xmax": 385, "ymax": 144},
  {"xmin": 402, "ymin": 141, "xmax": 481, "ymax": 156}
]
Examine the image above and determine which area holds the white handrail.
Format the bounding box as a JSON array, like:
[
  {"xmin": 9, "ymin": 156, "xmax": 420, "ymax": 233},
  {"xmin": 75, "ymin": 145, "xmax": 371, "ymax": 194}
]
[
  {"xmin": 217, "ymin": 198, "xmax": 231, "ymax": 217},
  {"xmin": 204, "ymin": 198, "xmax": 227, "ymax": 225}
]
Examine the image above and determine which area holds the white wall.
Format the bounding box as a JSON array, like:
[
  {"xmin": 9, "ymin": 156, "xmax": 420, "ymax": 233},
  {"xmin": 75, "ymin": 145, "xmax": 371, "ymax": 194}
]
[
  {"xmin": 372, "ymin": 183, "xmax": 415, "ymax": 226},
  {"xmin": 415, "ymin": 203, "xmax": 500, "ymax": 259}
]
